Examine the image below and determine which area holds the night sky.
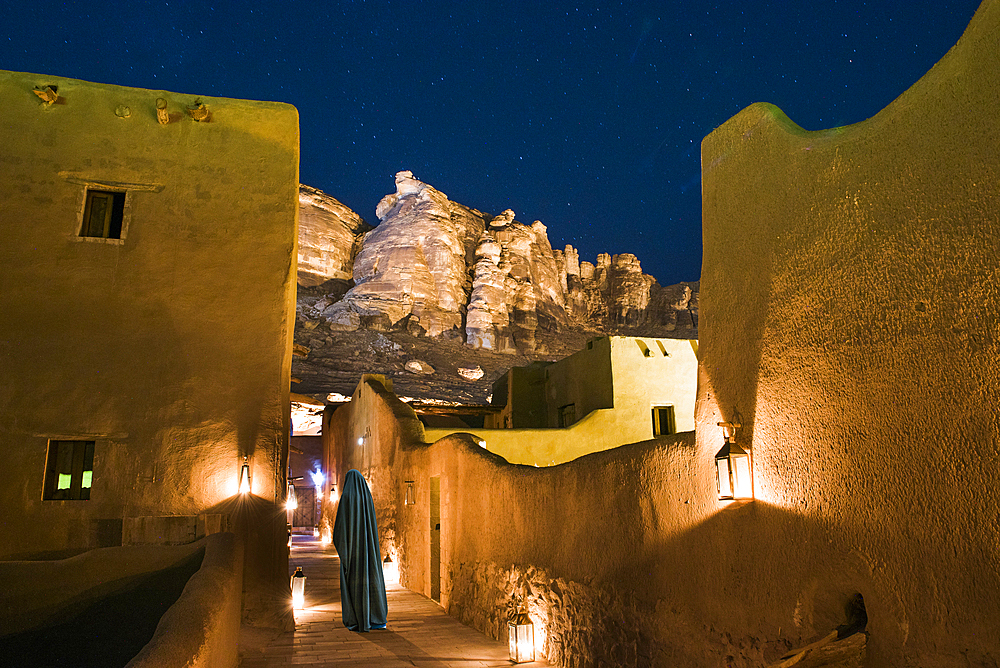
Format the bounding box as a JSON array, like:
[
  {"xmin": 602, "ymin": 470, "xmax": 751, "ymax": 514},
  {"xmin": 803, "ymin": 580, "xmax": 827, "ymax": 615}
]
[{"xmin": 2, "ymin": 1, "xmax": 983, "ymax": 284}]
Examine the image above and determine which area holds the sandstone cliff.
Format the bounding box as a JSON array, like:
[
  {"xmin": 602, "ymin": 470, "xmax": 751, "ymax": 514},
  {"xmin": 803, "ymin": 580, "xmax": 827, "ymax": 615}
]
[
  {"xmin": 297, "ymin": 172, "xmax": 697, "ymax": 353},
  {"xmin": 297, "ymin": 185, "xmax": 372, "ymax": 292}
]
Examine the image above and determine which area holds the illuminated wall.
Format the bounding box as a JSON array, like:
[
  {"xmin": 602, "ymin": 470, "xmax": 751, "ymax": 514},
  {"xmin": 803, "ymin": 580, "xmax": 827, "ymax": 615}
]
[
  {"xmin": 698, "ymin": 0, "xmax": 1000, "ymax": 663},
  {"xmin": 0, "ymin": 67, "xmax": 299, "ymax": 606}
]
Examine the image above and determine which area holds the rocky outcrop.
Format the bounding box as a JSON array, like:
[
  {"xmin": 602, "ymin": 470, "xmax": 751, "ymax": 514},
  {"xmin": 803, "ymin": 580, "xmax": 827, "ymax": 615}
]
[
  {"xmin": 297, "ymin": 185, "xmax": 371, "ymax": 290},
  {"xmin": 466, "ymin": 213, "xmax": 569, "ymax": 352},
  {"xmin": 323, "ymin": 171, "xmax": 485, "ymax": 337},
  {"xmin": 297, "ymin": 172, "xmax": 698, "ymax": 352}
]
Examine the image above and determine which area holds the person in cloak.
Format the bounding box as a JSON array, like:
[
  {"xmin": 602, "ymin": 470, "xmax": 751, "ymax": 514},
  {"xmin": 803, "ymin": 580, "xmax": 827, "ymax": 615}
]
[{"xmin": 333, "ymin": 469, "xmax": 388, "ymax": 631}]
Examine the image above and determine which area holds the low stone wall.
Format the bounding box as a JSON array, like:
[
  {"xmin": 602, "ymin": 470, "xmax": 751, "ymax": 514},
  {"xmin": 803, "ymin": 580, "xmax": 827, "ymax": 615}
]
[
  {"xmin": 0, "ymin": 540, "xmax": 206, "ymax": 637},
  {"xmin": 127, "ymin": 532, "xmax": 244, "ymax": 668}
]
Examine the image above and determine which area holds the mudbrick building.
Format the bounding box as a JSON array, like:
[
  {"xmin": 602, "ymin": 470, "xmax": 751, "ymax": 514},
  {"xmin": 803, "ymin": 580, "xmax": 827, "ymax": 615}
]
[
  {"xmin": 321, "ymin": 1, "xmax": 1000, "ymax": 666},
  {"xmin": 0, "ymin": 70, "xmax": 299, "ymax": 664}
]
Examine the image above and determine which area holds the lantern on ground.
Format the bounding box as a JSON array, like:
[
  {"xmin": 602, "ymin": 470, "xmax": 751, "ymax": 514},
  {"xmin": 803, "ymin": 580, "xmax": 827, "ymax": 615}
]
[
  {"xmin": 238, "ymin": 457, "xmax": 251, "ymax": 495},
  {"xmin": 383, "ymin": 554, "xmax": 399, "ymax": 585},
  {"xmin": 291, "ymin": 567, "xmax": 306, "ymax": 609},
  {"xmin": 715, "ymin": 421, "xmax": 752, "ymax": 500},
  {"xmin": 508, "ymin": 602, "xmax": 535, "ymax": 663}
]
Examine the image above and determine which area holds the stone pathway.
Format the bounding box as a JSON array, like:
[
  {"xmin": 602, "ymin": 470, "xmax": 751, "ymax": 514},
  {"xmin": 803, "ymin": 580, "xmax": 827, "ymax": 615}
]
[{"xmin": 240, "ymin": 535, "xmax": 547, "ymax": 667}]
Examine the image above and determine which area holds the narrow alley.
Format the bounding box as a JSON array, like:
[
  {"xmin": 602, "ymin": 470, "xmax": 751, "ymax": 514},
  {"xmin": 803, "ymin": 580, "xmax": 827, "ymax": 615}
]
[{"xmin": 239, "ymin": 536, "xmax": 547, "ymax": 667}]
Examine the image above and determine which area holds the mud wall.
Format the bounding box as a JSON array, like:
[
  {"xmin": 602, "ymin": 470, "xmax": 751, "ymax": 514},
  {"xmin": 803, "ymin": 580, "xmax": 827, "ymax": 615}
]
[{"xmin": 698, "ymin": 0, "xmax": 1000, "ymax": 664}]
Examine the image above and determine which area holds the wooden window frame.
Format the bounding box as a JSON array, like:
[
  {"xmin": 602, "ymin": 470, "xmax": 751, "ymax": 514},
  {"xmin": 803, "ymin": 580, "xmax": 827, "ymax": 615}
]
[
  {"xmin": 80, "ymin": 189, "xmax": 126, "ymax": 239},
  {"xmin": 43, "ymin": 440, "xmax": 95, "ymax": 501},
  {"xmin": 652, "ymin": 405, "xmax": 677, "ymax": 437}
]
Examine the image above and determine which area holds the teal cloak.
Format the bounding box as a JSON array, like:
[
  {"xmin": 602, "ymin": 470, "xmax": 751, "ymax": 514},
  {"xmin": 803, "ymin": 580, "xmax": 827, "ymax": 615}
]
[{"xmin": 333, "ymin": 469, "xmax": 388, "ymax": 631}]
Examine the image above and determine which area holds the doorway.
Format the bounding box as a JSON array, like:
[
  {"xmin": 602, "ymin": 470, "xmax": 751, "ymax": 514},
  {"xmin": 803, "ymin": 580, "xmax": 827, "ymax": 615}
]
[{"xmin": 430, "ymin": 476, "xmax": 441, "ymax": 602}]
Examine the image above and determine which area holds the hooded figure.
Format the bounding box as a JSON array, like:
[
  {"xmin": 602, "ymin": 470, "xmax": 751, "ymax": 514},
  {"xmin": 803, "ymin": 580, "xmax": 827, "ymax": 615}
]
[{"xmin": 333, "ymin": 469, "xmax": 388, "ymax": 631}]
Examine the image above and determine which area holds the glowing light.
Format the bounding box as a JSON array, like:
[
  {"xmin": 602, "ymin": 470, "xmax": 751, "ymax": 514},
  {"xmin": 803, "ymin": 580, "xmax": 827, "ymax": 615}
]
[
  {"xmin": 286, "ymin": 483, "xmax": 298, "ymax": 511},
  {"xmin": 81, "ymin": 471, "xmax": 92, "ymax": 488},
  {"xmin": 404, "ymin": 481, "xmax": 415, "ymax": 506},
  {"xmin": 291, "ymin": 567, "xmax": 306, "ymax": 609},
  {"xmin": 383, "ymin": 554, "xmax": 399, "ymax": 585},
  {"xmin": 357, "ymin": 436, "xmax": 364, "ymax": 446},
  {"xmin": 478, "ymin": 439, "xmax": 487, "ymax": 448},
  {"xmin": 508, "ymin": 611, "xmax": 535, "ymax": 663},
  {"xmin": 320, "ymin": 529, "xmax": 332, "ymax": 546},
  {"xmin": 238, "ymin": 457, "xmax": 251, "ymax": 495},
  {"xmin": 57, "ymin": 474, "xmax": 72, "ymax": 490},
  {"xmin": 310, "ymin": 470, "xmax": 325, "ymax": 487},
  {"xmin": 716, "ymin": 421, "xmax": 752, "ymax": 500}
]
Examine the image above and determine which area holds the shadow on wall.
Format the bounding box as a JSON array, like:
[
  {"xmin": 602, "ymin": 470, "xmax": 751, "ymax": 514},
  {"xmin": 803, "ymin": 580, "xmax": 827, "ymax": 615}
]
[{"xmin": 0, "ymin": 549, "xmax": 204, "ymax": 668}]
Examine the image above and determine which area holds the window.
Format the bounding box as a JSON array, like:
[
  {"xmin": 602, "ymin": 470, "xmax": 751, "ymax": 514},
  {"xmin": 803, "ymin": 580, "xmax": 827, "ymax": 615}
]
[
  {"xmin": 43, "ymin": 440, "xmax": 95, "ymax": 500},
  {"xmin": 652, "ymin": 406, "xmax": 676, "ymax": 437},
  {"xmin": 81, "ymin": 189, "xmax": 125, "ymax": 239}
]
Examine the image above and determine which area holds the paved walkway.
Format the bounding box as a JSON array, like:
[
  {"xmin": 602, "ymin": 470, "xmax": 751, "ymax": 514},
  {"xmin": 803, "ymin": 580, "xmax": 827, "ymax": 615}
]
[{"xmin": 240, "ymin": 535, "xmax": 547, "ymax": 667}]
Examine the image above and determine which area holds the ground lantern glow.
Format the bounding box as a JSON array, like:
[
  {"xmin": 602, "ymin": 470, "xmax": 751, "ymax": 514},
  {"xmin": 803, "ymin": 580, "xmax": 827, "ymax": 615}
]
[
  {"xmin": 291, "ymin": 567, "xmax": 306, "ymax": 609},
  {"xmin": 383, "ymin": 554, "xmax": 399, "ymax": 585},
  {"xmin": 508, "ymin": 610, "xmax": 535, "ymax": 663}
]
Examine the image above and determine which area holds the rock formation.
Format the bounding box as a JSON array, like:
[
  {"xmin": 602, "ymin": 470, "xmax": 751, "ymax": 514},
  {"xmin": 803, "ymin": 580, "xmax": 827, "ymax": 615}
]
[
  {"xmin": 297, "ymin": 172, "xmax": 698, "ymax": 353},
  {"xmin": 322, "ymin": 171, "xmax": 485, "ymax": 337},
  {"xmin": 297, "ymin": 185, "xmax": 372, "ymax": 292},
  {"xmin": 466, "ymin": 213, "xmax": 569, "ymax": 352}
]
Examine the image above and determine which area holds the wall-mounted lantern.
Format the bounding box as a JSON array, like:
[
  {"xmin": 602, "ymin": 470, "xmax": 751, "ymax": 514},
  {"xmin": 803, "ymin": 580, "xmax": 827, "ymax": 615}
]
[
  {"xmin": 286, "ymin": 483, "xmax": 298, "ymax": 511},
  {"xmin": 291, "ymin": 567, "xmax": 306, "ymax": 609},
  {"xmin": 383, "ymin": 554, "xmax": 399, "ymax": 585},
  {"xmin": 715, "ymin": 421, "xmax": 752, "ymax": 500},
  {"xmin": 404, "ymin": 481, "xmax": 415, "ymax": 506},
  {"xmin": 508, "ymin": 600, "xmax": 535, "ymax": 663},
  {"xmin": 238, "ymin": 456, "xmax": 251, "ymax": 495},
  {"xmin": 330, "ymin": 483, "xmax": 338, "ymax": 502}
]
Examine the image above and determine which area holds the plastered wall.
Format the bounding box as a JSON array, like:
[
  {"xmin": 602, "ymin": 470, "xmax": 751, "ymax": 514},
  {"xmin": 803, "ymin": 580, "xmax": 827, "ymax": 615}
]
[
  {"xmin": 0, "ymin": 70, "xmax": 298, "ymax": 620},
  {"xmin": 698, "ymin": 0, "xmax": 999, "ymax": 664}
]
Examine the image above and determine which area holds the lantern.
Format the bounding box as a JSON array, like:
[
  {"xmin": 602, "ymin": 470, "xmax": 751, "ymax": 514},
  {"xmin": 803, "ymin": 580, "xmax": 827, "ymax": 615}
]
[
  {"xmin": 286, "ymin": 483, "xmax": 298, "ymax": 511},
  {"xmin": 291, "ymin": 567, "xmax": 306, "ymax": 609},
  {"xmin": 383, "ymin": 554, "xmax": 399, "ymax": 585},
  {"xmin": 508, "ymin": 608, "xmax": 535, "ymax": 663},
  {"xmin": 404, "ymin": 481, "xmax": 415, "ymax": 506},
  {"xmin": 238, "ymin": 457, "xmax": 251, "ymax": 495},
  {"xmin": 715, "ymin": 421, "xmax": 752, "ymax": 500}
]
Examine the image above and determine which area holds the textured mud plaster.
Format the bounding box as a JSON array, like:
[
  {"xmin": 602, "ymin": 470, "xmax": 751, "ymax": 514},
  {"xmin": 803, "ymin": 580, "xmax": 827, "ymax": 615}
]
[
  {"xmin": 0, "ymin": 71, "xmax": 298, "ymax": 624},
  {"xmin": 699, "ymin": 1, "xmax": 999, "ymax": 665}
]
